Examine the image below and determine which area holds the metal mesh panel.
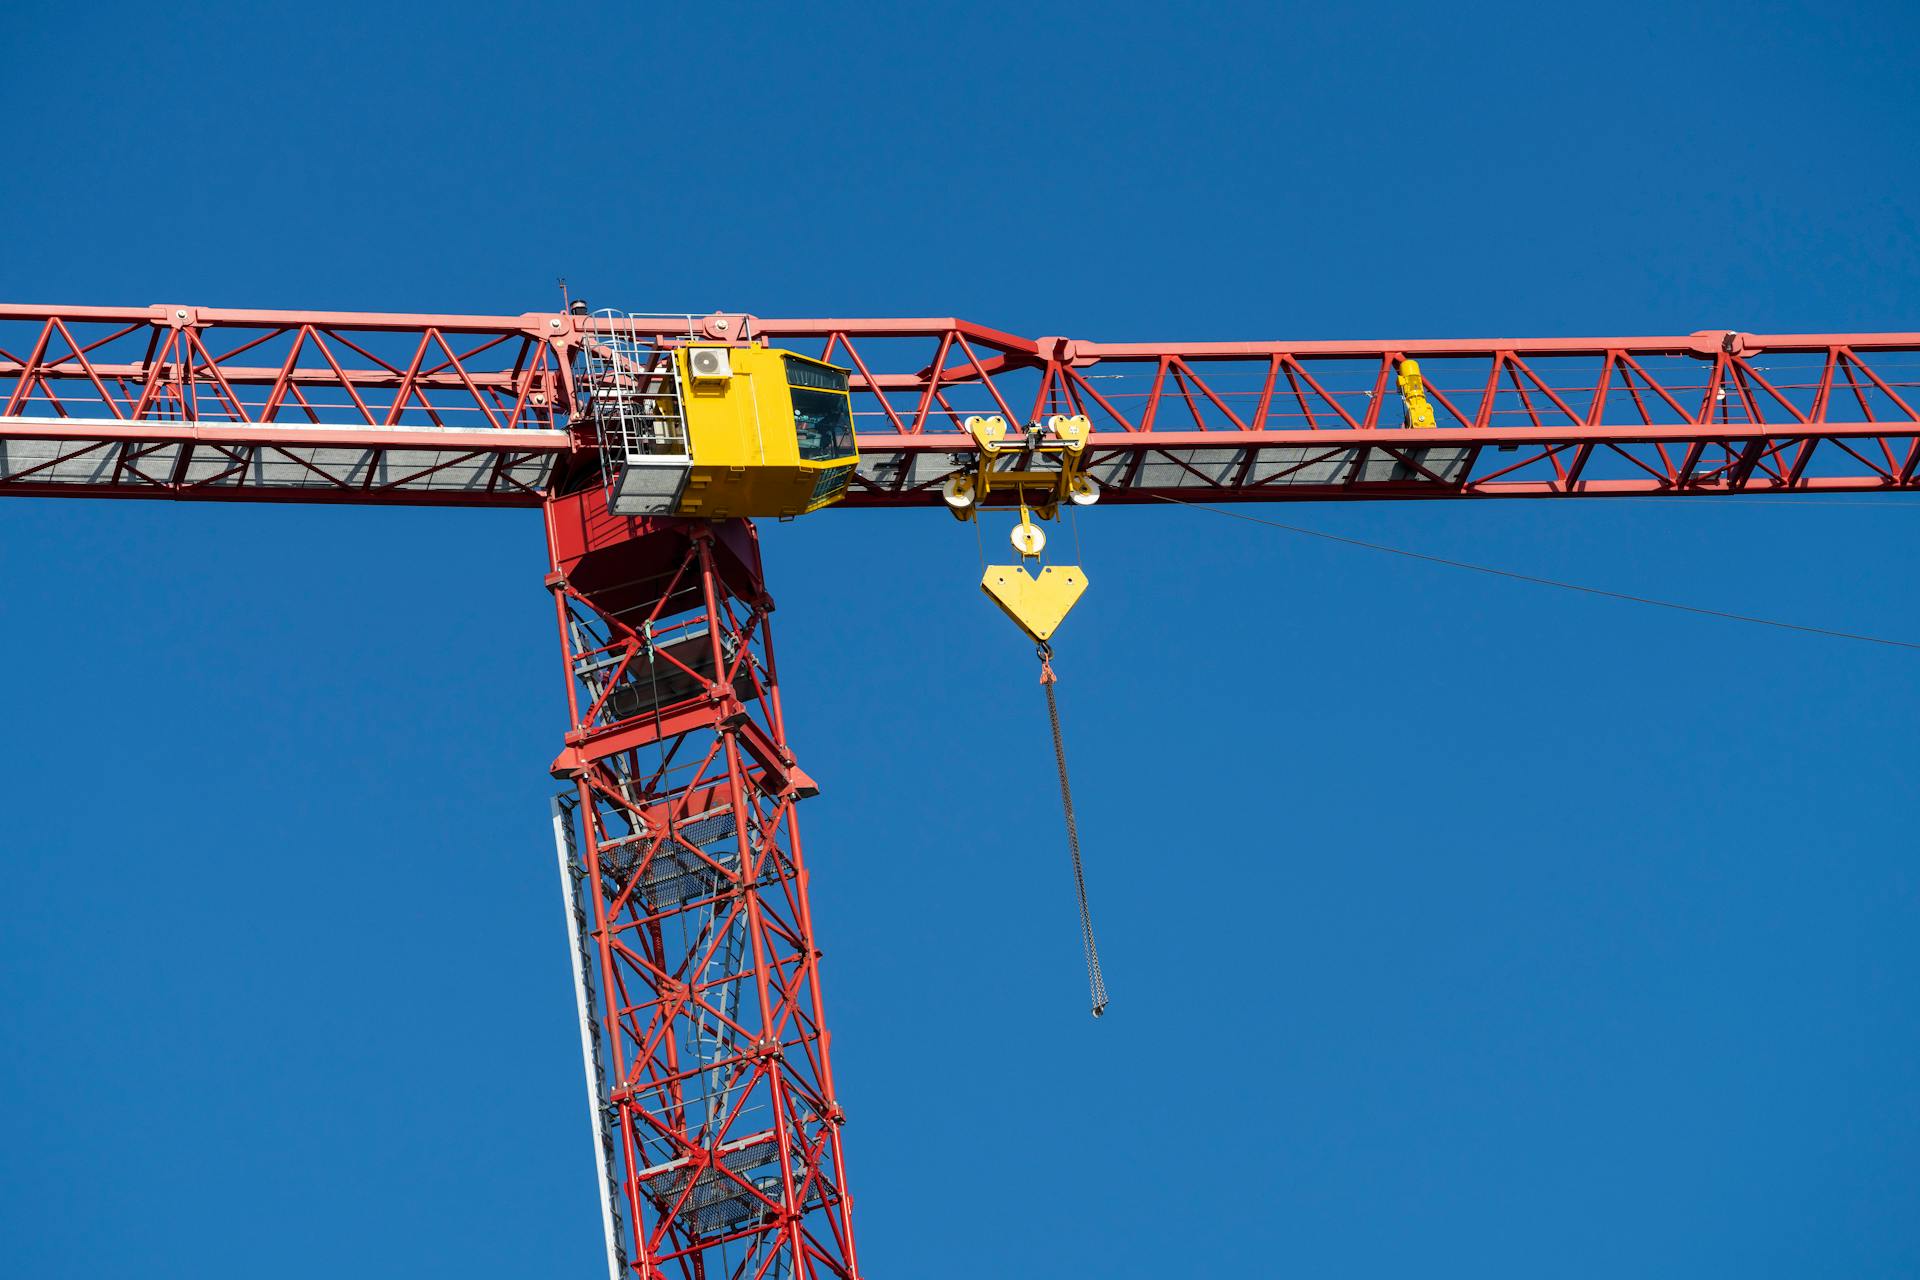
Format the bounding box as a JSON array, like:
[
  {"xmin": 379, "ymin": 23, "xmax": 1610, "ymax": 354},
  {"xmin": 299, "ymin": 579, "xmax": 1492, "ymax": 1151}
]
[
  {"xmin": 578, "ymin": 627, "xmax": 755, "ymax": 729},
  {"xmin": 641, "ymin": 1138, "xmax": 828, "ymax": 1238},
  {"xmin": 642, "ymin": 1135, "xmax": 780, "ymax": 1236},
  {"xmin": 640, "ymin": 812, "xmax": 739, "ymax": 910},
  {"xmin": 597, "ymin": 810, "xmax": 740, "ymax": 911}
]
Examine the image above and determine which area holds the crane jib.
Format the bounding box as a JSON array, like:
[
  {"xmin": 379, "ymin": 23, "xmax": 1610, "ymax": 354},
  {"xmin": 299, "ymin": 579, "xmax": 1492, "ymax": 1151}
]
[{"xmin": 1, "ymin": 305, "xmax": 1915, "ymax": 505}]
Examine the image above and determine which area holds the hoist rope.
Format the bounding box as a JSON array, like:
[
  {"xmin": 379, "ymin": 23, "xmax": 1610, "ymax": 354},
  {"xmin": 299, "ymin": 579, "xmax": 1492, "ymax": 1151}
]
[
  {"xmin": 1149, "ymin": 494, "xmax": 1920, "ymax": 652},
  {"xmin": 1038, "ymin": 642, "xmax": 1109, "ymax": 1018}
]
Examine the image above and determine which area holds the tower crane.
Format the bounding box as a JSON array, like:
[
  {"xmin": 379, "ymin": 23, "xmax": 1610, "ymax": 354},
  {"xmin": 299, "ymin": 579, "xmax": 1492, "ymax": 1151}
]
[{"xmin": 4, "ymin": 301, "xmax": 1917, "ymax": 1279}]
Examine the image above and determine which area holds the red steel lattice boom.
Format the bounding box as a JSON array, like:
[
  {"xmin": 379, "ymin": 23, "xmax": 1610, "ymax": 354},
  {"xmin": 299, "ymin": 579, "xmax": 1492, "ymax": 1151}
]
[{"xmin": 4, "ymin": 304, "xmax": 1918, "ymax": 506}]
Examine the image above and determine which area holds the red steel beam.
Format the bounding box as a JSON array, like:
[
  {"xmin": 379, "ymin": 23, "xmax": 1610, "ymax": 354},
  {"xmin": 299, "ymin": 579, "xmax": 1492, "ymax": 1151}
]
[
  {"xmin": 2, "ymin": 303, "xmax": 1916, "ymax": 506},
  {"xmin": 546, "ymin": 504, "xmax": 859, "ymax": 1280}
]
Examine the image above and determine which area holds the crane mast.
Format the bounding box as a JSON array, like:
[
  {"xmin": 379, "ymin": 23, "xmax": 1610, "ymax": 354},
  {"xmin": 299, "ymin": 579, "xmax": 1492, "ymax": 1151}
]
[
  {"xmin": 4, "ymin": 301, "xmax": 1919, "ymax": 1278},
  {"xmin": 544, "ymin": 500, "xmax": 853, "ymax": 1278}
]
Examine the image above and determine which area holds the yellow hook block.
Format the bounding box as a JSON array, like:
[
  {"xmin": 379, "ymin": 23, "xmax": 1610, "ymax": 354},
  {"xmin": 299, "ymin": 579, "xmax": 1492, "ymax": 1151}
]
[{"xmin": 981, "ymin": 564, "xmax": 1088, "ymax": 643}]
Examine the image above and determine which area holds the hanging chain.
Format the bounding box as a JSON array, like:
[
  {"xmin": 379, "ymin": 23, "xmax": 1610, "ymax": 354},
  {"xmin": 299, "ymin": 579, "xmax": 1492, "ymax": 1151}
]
[{"xmin": 1037, "ymin": 640, "xmax": 1109, "ymax": 1018}]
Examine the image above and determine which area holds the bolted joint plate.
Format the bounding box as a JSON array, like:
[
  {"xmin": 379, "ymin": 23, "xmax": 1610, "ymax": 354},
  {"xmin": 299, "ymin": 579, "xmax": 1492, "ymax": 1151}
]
[{"xmin": 981, "ymin": 564, "xmax": 1088, "ymax": 643}]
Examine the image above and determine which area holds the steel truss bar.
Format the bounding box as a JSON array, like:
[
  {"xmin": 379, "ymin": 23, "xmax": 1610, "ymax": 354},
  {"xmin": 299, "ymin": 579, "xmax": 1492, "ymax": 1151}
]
[
  {"xmin": 0, "ymin": 304, "xmax": 573, "ymax": 505},
  {"xmin": 733, "ymin": 321, "xmax": 1920, "ymax": 504},
  {"xmin": 3, "ymin": 303, "xmax": 1916, "ymax": 506},
  {"xmin": 545, "ymin": 494, "xmax": 858, "ymax": 1280}
]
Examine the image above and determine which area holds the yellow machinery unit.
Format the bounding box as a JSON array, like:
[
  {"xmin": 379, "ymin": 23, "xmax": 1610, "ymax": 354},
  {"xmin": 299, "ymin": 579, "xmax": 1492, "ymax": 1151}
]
[
  {"xmin": 598, "ymin": 337, "xmax": 859, "ymax": 520},
  {"xmin": 940, "ymin": 414, "xmax": 1099, "ymax": 644},
  {"xmin": 1397, "ymin": 358, "xmax": 1437, "ymax": 429}
]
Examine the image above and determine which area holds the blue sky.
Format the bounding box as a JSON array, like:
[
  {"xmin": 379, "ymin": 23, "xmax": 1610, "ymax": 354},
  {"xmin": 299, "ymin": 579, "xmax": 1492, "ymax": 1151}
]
[{"xmin": 3, "ymin": 2, "xmax": 1917, "ymax": 1276}]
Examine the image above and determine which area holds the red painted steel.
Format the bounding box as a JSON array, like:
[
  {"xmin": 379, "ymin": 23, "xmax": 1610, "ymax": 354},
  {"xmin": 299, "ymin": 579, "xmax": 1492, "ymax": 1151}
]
[
  {"xmin": 545, "ymin": 492, "xmax": 858, "ymax": 1280},
  {"xmin": 0, "ymin": 304, "xmax": 570, "ymax": 504},
  {"xmin": 4, "ymin": 303, "xmax": 1917, "ymax": 505},
  {"xmin": 6, "ymin": 298, "xmax": 1919, "ymax": 1275}
]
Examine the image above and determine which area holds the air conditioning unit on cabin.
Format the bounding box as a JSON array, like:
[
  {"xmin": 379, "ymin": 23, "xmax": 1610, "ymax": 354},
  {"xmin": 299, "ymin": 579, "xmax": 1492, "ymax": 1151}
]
[{"xmin": 685, "ymin": 345, "xmax": 733, "ymax": 383}]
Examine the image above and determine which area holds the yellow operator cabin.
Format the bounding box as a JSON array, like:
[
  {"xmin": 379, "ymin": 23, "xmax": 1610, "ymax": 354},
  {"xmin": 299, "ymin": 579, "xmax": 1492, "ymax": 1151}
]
[{"xmin": 603, "ymin": 342, "xmax": 860, "ymax": 521}]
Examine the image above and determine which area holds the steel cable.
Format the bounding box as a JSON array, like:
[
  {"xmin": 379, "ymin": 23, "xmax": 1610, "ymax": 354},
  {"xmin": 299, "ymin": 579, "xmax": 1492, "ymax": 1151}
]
[
  {"xmin": 1038, "ymin": 643, "xmax": 1109, "ymax": 1018},
  {"xmin": 1150, "ymin": 494, "xmax": 1920, "ymax": 652}
]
